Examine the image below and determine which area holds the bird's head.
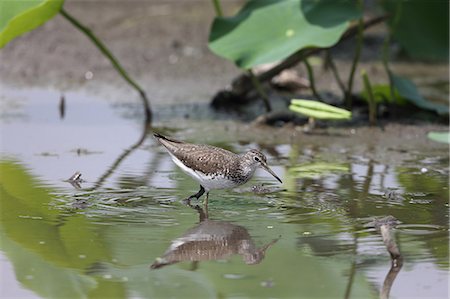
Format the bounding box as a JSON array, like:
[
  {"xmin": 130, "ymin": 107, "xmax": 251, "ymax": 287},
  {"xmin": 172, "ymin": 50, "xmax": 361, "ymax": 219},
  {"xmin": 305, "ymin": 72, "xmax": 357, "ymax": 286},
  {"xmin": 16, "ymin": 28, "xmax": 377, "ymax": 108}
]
[{"xmin": 244, "ymin": 149, "xmax": 282, "ymax": 183}]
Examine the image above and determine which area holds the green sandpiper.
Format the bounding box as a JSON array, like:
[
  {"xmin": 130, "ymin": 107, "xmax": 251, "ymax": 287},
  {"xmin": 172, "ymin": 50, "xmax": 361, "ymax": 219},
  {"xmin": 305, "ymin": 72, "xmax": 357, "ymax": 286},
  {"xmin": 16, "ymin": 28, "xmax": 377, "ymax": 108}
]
[{"xmin": 154, "ymin": 133, "xmax": 282, "ymax": 205}]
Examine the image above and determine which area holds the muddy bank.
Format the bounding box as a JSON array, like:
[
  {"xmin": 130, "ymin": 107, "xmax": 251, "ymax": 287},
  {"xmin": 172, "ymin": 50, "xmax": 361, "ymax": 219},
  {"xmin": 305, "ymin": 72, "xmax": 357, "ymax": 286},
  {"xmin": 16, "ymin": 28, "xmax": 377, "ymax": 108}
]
[
  {"xmin": 0, "ymin": 1, "xmax": 243, "ymax": 104},
  {"xmin": 1, "ymin": 1, "xmax": 448, "ymax": 107}
]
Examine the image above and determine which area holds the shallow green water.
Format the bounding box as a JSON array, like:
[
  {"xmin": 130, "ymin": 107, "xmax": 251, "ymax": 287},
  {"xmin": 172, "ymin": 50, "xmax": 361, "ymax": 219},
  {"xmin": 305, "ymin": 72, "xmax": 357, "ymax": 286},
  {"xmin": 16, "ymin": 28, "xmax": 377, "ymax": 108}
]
[{"xmin": 0, "ymin": 88, "xmax": 448, "ymax": 298}]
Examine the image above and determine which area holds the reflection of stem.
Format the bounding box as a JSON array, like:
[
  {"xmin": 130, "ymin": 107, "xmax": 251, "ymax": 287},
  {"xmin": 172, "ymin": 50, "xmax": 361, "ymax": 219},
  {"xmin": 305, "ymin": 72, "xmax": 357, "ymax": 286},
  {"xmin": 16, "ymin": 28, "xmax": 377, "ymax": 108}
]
[
  {"xmin": 362, "ymin": 159, "xmax": 374, "ymax": 198},
  {"xmin": 344, "ymin": 234, "xmax": 358, "ymax": 299},
  {"xmin": 92, "ymin": 121, "xmax": 150, "ymax": 189},
  {"xmin": 303, "ymin": 59, "xmax": 321, "ymax": 100},
  {"xmin": 362, "ymin": 70, "xmax": 377, "ymax": 125},
  {"xmin": 60, "ymin": 8, "xmax": 152, "ymax": 124},
  {"xmin": 249, "ymin": 70, "xmax": 272, "ymax": 112}
]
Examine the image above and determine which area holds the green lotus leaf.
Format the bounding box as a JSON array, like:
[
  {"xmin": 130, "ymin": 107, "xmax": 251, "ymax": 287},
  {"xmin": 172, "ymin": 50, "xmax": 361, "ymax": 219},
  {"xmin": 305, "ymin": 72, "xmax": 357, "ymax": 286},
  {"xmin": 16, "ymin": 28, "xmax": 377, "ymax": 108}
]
[
  {"xmin": 391, "ymin": 73, "xmax": 449, "ymax": 115},
  {"xmin": 208, "ymin": 0, "xmax": 361, "ymax": 69},
  {"xmin": 0, "ymin": 0, "xmax": 64, "ymax": 48},
  {"xmin": 383, "ymin": 0, "xmax": 449, "ymax": 61}
]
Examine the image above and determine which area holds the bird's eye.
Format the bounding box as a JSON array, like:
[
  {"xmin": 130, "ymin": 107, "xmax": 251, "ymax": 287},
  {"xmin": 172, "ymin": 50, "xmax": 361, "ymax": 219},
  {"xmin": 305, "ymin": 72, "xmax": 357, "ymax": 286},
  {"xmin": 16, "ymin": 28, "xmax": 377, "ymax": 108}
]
[{"xmin": 254, "ymin": 156, "xmax": 260, "ymax": 162}]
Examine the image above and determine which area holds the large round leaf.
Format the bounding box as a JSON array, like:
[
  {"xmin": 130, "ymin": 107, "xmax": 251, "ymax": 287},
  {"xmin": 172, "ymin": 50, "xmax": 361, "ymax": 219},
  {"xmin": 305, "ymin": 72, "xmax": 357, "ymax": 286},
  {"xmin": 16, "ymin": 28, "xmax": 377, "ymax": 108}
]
[
  {"xmin": 0, "ymin": 0, "xmax": 64, "ymax": 48},
  {"xmin": 391, "ymin": 73, "xmax": 449, "ymax": 115},
  {"xmin": 383, "ymin": 0, "xmax": 449, "ymax": 61},
  {"xmin": 208, "ymin": 0, "xmax": 361, "ymax": 69}
]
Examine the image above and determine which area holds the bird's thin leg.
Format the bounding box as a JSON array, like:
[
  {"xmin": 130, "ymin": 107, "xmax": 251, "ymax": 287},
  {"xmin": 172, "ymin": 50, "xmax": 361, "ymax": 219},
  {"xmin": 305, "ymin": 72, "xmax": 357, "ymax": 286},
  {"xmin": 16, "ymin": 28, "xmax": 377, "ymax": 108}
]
[{"xmin": 184, "ymin": 185, "xmax": 205, "ymax": 204}]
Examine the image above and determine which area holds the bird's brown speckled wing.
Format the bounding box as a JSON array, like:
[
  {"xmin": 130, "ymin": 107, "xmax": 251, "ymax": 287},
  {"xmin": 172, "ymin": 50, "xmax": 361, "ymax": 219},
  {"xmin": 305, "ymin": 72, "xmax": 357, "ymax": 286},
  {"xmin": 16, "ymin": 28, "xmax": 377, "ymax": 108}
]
[
  {"xmin": 171, "ymin": 144, "xmax": 239, "ymax": 176},
  {"xmin": 155, "ymin": 135, "xmax": 240, "ymax": 176}
]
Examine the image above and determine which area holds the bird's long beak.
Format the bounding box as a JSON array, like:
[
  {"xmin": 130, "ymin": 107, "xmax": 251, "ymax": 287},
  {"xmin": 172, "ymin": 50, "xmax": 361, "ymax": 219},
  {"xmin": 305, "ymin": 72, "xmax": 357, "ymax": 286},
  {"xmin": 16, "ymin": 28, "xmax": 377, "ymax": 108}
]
[{"xmin": 261, "ymin": 163, "xmax": 283, "ymax": 184}]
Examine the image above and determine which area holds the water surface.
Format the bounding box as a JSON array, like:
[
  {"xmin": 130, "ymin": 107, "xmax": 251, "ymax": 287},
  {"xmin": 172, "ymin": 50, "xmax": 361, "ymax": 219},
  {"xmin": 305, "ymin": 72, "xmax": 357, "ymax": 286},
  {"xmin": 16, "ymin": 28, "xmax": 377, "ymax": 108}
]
[{"xmin": 1, "ymin": 87, "xmax": 448, "ymax": 299}]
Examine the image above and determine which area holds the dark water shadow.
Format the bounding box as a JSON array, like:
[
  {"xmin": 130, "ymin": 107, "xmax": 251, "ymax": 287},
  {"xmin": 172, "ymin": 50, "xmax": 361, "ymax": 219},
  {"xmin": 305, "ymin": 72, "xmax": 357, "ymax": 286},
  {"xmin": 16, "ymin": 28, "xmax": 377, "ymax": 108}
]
[{"xmin": 150, "ymin": 204, "xmax": 280, "ymax": 270}]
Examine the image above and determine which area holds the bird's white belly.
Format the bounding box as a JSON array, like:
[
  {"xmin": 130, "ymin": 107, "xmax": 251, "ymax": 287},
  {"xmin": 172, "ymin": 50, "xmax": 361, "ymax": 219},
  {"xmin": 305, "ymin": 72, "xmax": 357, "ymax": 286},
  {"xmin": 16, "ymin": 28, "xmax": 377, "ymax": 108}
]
[{"xmin": 169, "ymin": 153, "xmax": 237, "ymax": 191}]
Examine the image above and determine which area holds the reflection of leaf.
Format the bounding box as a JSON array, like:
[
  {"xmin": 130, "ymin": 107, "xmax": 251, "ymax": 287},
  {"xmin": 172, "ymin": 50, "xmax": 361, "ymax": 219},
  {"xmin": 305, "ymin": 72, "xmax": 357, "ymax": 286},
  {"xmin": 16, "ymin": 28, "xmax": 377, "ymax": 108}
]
[
  {"xmin": 0, "ymin": 161, "xmax": 121, "ymax": 297},
  {"xmin": 289, "ymin": 99, "xmax": 352, "ymax": 120},
  {"xmin": 391, "ymin": 73, "xmax": 449, "ymax": 115},
  {"xmin": 0, "ymin": 0, "xmax": 64, "ymax": 48},
  {"xmin": 0, "ymin": 233, "xmax": 97, "ymax": 298},
  {"xmin": 427, "ymin": 132, "xmax": 450, "ymax": 144},
  {"xmin": 289, "ymin": 162, "xmax": 349, "ymax": 179},
  {"xmin": 208, "ymin": 0, "xmax": 360, "ymax": 69}
]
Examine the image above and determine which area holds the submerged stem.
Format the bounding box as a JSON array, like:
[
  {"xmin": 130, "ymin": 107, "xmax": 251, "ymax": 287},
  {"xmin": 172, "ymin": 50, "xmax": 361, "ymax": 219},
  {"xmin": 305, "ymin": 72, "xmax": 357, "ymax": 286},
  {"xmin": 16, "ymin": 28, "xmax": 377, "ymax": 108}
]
[
  {"xmin": 60, "ymin": 8, "xmax": 152, "ymax": 124},
  {"xmin": 249, "ymin": 70, "xmax": 272, "ymax": 112}
]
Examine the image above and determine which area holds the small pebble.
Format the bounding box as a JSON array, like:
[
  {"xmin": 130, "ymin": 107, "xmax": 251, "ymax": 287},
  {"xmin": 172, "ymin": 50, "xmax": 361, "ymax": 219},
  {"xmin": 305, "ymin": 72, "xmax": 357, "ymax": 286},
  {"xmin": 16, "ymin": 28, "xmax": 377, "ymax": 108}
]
[
  {"xmin": 223, "ymin": 274, "xmax": 245, "ymax": 280},
  {"xmin": 84, "ymin": 71, "xmax": 93, "ymax": 80},
  {"xmin": 261, "ymin": 279, "xmax": 274, "ymax": 288}
]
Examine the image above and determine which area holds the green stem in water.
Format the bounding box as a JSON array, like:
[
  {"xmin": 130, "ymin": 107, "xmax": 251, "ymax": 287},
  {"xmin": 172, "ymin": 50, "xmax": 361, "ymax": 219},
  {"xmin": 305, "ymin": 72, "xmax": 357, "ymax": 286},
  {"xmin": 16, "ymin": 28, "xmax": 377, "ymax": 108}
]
[
  {"xmin": 304, "ymin": 58, "xmax": 321, "ymax": 100},
  {"xmin": 212, "ymin": 0, "xmax": 223, "ymax": 17},
  {"xmin": 60, "ymin": 8, "xmax": 152, "ymax": 124},
  {"xmin": 249, "ymin": 70, "xmax": 271, "ymax": 112},
  {"xmin": 361, "ymin": 70, "xmax": 377, "ymax": 125}
]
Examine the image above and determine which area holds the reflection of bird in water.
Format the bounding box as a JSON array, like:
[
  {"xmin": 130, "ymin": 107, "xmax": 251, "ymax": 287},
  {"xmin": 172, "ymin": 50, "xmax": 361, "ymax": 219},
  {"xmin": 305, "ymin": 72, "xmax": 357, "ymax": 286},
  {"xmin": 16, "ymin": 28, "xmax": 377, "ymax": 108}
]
[{"xmin": 150, "ymin": 205, "xmax": 279, "ymax": 269}]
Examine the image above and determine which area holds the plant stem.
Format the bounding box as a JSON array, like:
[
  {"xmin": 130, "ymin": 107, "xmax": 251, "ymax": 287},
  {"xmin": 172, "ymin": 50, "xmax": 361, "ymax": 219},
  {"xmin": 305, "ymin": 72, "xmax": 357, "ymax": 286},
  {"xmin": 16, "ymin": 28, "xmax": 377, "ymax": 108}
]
[
  {"xmin": 345, "ymin": 17, "xmax": 364, "ymax": 109},
  {"xmin": 212, "ymin": 0, "xmax": 223, "ymax": 17},
  {"xmin": 60, "ymin": 8, "xmax": 152, "ymax": 124},
  {"xmin": 248, "ymin": 70, "xmax": 271, "ymax": 112},
  {"xmin": 229, "ymin": 15, "xmax": 388, "ymax": 98},
  {"xmin": 303, "ymin": 58, "xmax": 321, "ymax": 100},
  {"xmin": 382, "ymin": 1, "xmax": 403, "ymax": 102},
  {"xmin": 361, "ymin": 70, "xmax": 376, "ymax": 125},
  {"xmin": 325, "ymin": 50, "xmax": 346, "ymax": 99}
]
